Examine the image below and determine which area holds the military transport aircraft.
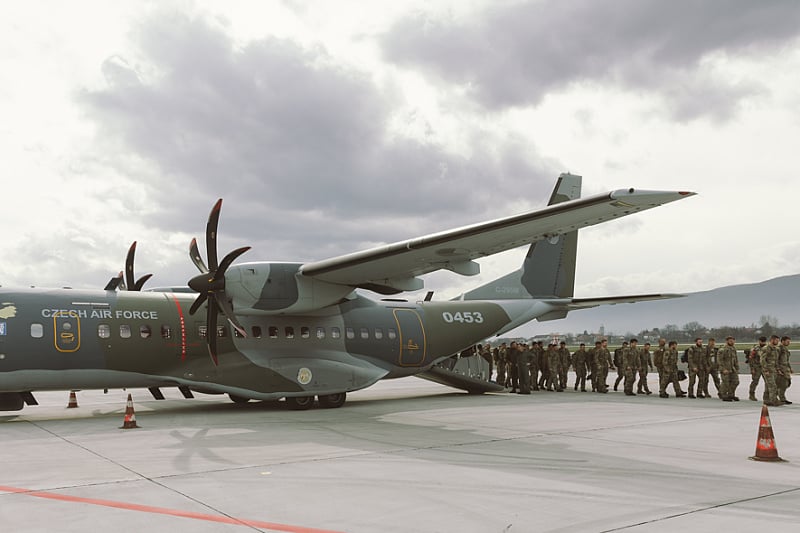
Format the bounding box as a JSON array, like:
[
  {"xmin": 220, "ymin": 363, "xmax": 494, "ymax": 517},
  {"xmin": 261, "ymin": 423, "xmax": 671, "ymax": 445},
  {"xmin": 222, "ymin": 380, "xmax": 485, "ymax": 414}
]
[{"xmin": 0, "ymin": 174, "xmax": 694, "ymax": 411}]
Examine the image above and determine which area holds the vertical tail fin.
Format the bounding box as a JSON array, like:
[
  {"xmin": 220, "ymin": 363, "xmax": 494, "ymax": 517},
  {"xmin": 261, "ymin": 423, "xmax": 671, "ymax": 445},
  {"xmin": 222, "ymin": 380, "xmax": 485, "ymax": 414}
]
[{"xmin": 459, "ymin": 173, "xmax": 581, "ymax": 301}]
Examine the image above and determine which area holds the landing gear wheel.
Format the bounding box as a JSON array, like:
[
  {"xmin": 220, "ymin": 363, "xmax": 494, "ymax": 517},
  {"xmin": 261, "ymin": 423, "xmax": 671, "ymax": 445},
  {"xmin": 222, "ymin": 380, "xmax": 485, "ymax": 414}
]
[
  {"xmin": 285, "ymin": 396, "xmax": 316, "ymax": 410},
  {"xmin": 229, "ymin": 394, "xmax": 250, "ymax": 404},
  {"xmin": 317, "ymin": 392, "xmax": 347, "ymax": 409}
]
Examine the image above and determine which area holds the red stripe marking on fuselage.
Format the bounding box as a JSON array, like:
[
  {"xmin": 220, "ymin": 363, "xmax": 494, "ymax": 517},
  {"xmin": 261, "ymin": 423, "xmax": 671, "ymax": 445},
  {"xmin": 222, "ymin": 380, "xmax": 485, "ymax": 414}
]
[
  {"xmin": 0, "ymin": 485, "xmax": 345, "ymax": 533},
  {"xmin": 170, "ymin": 294, "xmax": 188, "ymax": 361}
]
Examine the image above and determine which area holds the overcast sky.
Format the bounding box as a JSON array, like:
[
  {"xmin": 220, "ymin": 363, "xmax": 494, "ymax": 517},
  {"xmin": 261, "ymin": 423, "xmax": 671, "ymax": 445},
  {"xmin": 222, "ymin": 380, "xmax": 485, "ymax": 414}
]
[{"xmin": 2, "ymin": 1, "xmax": 799, "ymax": 328}]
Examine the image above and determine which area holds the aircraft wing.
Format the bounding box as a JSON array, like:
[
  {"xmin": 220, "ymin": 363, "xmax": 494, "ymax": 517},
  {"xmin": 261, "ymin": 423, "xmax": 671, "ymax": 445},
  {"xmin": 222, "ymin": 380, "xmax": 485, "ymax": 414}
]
[{"xmin": 300, "ymin": 188, "xmax": 694, "ymax": 294}]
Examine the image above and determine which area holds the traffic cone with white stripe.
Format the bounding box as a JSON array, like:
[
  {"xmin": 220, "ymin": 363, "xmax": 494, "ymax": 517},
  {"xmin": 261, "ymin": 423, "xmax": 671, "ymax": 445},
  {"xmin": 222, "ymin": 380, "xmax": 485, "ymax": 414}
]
[
  {"xmin": 749, "ymin": 405, "xmax": 785, "ymax": 462},
  {"xmin": 119, "ymin": 393, "xmax": 140, "ymax": 429},
  {"xmin": 67, "ymin": 390, "xmax": 78, "ymax": 409}
]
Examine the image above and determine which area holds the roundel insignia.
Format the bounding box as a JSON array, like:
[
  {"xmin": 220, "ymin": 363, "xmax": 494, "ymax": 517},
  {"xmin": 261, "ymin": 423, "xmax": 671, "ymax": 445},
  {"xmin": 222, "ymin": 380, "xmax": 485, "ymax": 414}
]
[
  {"xmin": 297, "ymin": 367, "xmax": 313, "ymax": 385},
  {"xmin": 547, "ymin": 235, "xmax": 560, "ymax": 245}
]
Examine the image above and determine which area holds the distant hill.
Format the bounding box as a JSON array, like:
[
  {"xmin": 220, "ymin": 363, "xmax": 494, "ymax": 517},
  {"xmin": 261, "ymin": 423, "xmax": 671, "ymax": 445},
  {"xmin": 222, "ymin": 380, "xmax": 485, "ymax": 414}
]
[{"xmin": 522, "ymin": 274, "xmax": 800, "ymax": 336}]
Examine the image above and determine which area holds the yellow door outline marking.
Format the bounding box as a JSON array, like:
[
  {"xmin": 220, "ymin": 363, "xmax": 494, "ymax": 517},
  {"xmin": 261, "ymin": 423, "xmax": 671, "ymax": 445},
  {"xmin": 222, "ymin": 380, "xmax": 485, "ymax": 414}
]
[
  {"xmin": 53, "ymin": 311, "xmax": 81, "ymax": 353},
  {"xmin": 392, "ymin": 309, "xmax": 427, "ymax": 366}
]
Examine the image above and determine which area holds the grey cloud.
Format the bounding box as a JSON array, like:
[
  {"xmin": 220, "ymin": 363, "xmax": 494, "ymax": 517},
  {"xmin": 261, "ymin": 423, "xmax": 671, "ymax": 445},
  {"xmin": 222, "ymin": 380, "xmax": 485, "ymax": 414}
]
[
  {"xmin": 381, "ymin": 0, "xmax": 800, "ymax": 120},
  {"xmin": 77, "ymin": 10, "xmax": 554, "ymax": 265}
]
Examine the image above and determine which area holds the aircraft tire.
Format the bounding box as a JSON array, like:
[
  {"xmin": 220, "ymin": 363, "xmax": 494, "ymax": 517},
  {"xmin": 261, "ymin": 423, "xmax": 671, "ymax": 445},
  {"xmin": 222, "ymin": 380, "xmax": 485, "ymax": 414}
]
[
  {"xmin": 317, "ymin": 392, "xmax": 347, "ymax": 409},
  {"xmin": 285, "ymin": 396, "xmax": 316, "ymax": 410},
  {"xmin": 229, "ymin": 394, "xmax": 250, "ymax": 404}
]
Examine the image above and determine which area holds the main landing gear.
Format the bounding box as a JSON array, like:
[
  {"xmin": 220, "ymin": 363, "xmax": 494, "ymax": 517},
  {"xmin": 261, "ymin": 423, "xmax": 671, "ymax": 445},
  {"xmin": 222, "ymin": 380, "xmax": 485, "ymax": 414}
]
[{"xmin": 284, "ymin": 392, "xmax": 347, "ymax": 410}]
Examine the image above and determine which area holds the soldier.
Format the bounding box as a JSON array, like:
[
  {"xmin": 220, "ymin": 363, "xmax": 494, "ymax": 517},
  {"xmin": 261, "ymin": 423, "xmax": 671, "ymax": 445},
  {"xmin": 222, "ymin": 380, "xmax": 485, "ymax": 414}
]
[
  {"xmin": 480, "ymin": 343, "xmax": 493, "ymax": 381},
  {"xmin": 622, "ymin": 339, "xmax": 641, "ymax": 396},
  {"xmin": 507, "ymin": 341, "xmax": 520, "ymax": 393},
  {"xmin": 558, "ymin": 341, "xmax": 570, "ymax": 391},
  {"xmin": 613, "ymin": 341, "xmax": 628, "ymax": 391},
  {"xmin": 653, "ymin": 338, "xmax": 667, "ymax": 396},
  {"xmin": 760, "ymin": 335, "xmax": 781, "ymax": 406},
  {"xmin": 516, "ymin": 343, "xmax": 532, "ymax": 394},
  {"xmin": 717, "ymin": 336, "xmax": 740, "ymax": 401},
  {"xmin": 777, "ymin": 336, "xmax": 793, "ymax": 405},
  {"xmin": 587, "ymin": 341, "xmax": 599, "ymax": 391},
  {"xmin": 495, "ymin": 342, "xmax": 507, "ymax": 387},
  {"xmin": 546, "ymin": 343, "xmax": 562, "ymax": 391},
  {"xmin": 660, "ymin": 341, "xmax": 686, "ymax": 397},
  {"xmin": 594, "ymin": 339, "xmax": 614, "ymax": 393},
  {"xmin": 536, "ymin": 341, "xmax": 547, "ymax": 389},
  {"xmin": 747, "ymin": 336, "xmax": 767, "ymax": 401},
  {"xmin": 637, "ymin": 342, "xmax": 654, "ymax": 395},
  {"xmin": 686, "ymin": 338, "xmax": 705, "ymax": 398},
  {"xmin": 529, "ymin": 341, "xmax": 542, "ymax": 391},
  {"xmin": 704, "ymin": 338, "xmax": 721, "ymax": 398},
  {"xmin": 572, "ymin": 343, "xmax": 589, "ymax": 392}
]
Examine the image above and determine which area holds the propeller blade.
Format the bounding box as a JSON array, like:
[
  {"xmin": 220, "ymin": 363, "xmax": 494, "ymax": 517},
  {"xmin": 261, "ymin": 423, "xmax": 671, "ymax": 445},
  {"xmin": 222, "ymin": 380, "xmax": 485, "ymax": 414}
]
[
  {"xmin": 215, "ymin": 292, "xmax": 247, "ymax": 337},
  {"xmin": 133, "ymin": 274, "xmax": 153, "ymax": 292},
  {"xmin": 189, "ymin": 238, "xmax": 209, "ymax": 274},
  {"xmin": 104, "ymin": 271, "xmax": 124, "ymax": 291},
  {"xmin": 189, "ymin": 292, "xmax": 208, "ymax": 316},
  {"xmin": 207, "ymin": 297, "xmax": 219, "ymax": 366},
  {"xmin": 214, "ymin": 246, "xmax": 251, "ymax": 282},
  {"xmin": 125, "ymin": 242, "xmax": 137, "ymax": 290},
  {"xmin": 206, "ymin": 199, "xmax": 222, "ymax": 272}
]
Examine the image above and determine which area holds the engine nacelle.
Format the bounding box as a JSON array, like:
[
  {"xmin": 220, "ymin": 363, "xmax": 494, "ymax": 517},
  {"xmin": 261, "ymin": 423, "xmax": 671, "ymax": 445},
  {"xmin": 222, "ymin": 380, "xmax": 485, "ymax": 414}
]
[{"xmin": 224, "ymin": 262, "xmax": 354, "ymax": 315}]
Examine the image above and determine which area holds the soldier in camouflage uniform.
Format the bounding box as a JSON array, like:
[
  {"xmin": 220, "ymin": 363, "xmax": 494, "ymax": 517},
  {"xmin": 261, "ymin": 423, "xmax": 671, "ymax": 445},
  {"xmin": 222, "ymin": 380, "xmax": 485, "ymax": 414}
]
[
  {"xmin": 613, "ymin": 342, "xmax": 628, "ymax": 391},
  {"xmin": 480, "ymin": 343, "xmax": 493, "ymax": 382},
  {"xmin": 686, "ymin": 338, "xmax": 705, "ymax": 398},
  {"xmin": 495, "ymin": 343, "xmax": 507, "ymax": 387},
  {"xmin": 622, "ymin": 339, "xmax": 641, "ymax": 396},
  {"xmin": 717, "ymin": 336, "xmax": 740, "ymax": 401},
  {"xmin": 760, "ymin": 335, "xmax": 781, "ymax": 406},
  {"xmin": 637, "ymin": 342, "xmax": 654, "ymax": 395},
  {"xmin": 660, "ymin": 341, "xmax": 686, "ymax": 397},
  {"xmin": 546, "ymin": 343, "xmax": 562, "ymax": 391},
  {"xmin": 777, "ymin": 336, "xmax": 793, "ymax": 404},
  {"xmin": 507, "ymin": 341, "xmax": 520, "ymax": 393},
  {"xmin": 594, "ymin": 339, "xmax": 614, "ymax": 393},
  {"xmin": 748, "ymin": 336, "xmax": 767, "ymax": 401},
  {"xmin": 703, "ymin": 338, "xmax": 721, "ymax": 398},
  {"xmin": 558, "ymin": 341, "xmax": 571, "ymax": 391},
  {"xmin": 588, "ymin": 341, "xmax": 600, "ymax": 391},
  {"xmin": 538, "ymin": 341, "xmax": 549, "ymax": 390},
  {"xmin": 516, "ymin": 343, "xmax": 532, "ymax": 394},
  {"xmin": 572, "ymin": 343, "xmax": 589, "ymax": 392},
  {"xmin": 653, "ymin": 338, "xmax": 667, "ymax": 396},
  {"xmin": 529, "ymin": 341, "xmax": 542, "ymax": 391}
]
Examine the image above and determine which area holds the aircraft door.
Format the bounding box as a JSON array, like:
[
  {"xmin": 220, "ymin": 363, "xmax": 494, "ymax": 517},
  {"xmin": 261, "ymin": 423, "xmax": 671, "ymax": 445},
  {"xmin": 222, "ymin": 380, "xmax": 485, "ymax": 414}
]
[
  {"xmin": 392, "ymin": 309, "xmax": 427, "ymax": 366},
  {"xmin": 53, "ymin": 311, "xmax": 81, "ymax": 353}
]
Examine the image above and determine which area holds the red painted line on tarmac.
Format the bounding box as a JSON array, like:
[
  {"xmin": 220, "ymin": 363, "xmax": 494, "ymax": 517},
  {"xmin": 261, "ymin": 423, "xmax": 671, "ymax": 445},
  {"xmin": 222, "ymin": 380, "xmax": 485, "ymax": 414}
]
[{"xmin": 0, "ymin": 485, "xmax": 345, "ymax": 533}]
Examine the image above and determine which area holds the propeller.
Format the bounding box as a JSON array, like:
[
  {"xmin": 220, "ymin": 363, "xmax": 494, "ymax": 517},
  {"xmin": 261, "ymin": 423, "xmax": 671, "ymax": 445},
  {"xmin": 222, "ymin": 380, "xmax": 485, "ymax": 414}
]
[
  {"xmin": 187, "ymin": 198, "xmax": 251, "ymax": 365},
  {"xmin": 103, "ymin": 242, "xmax": 152, "ymax": 291},
  {"xmin": 124, "ymin": 241, "xmax": 153, "ymax": 291}
]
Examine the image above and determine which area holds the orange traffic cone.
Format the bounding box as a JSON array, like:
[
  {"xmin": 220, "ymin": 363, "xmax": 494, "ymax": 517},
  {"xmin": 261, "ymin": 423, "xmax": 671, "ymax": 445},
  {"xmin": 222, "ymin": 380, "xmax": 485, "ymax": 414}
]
[
  {"xmin": 67, "ymin": 390, "xmax": 78, "ymax": 409},
  {"xmin": 749, "ymin": 405, "xmax": 785, "ymax": 462},
  {"xmin": 119, "ymin": 393, "xmax": 140, "ymax": 429}
]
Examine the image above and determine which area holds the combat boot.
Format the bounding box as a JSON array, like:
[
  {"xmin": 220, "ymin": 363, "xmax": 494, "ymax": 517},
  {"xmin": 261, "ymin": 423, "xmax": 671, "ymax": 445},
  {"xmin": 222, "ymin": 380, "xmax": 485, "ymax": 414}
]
[
  {"xmin": 749, "ymin": 393, "xmax": 757, "ymax": 401},
  {"xmin": 659, "ymin": 392, "xmax": 668, "ymax": 398}
]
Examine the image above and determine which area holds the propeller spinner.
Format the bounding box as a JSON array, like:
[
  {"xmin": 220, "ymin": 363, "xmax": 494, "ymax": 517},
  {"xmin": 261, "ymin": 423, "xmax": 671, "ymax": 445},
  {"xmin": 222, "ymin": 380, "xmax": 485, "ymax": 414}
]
[{"xmin": 187, "ymin": 199, "xmax": 250, "ymax": 365}]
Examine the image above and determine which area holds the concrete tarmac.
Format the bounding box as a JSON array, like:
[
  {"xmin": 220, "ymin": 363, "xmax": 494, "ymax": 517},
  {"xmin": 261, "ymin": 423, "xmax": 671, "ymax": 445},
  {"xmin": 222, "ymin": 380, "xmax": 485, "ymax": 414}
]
[{"xmin": 1, "ymin": 376, "xmax": 799, "ymax": 533}]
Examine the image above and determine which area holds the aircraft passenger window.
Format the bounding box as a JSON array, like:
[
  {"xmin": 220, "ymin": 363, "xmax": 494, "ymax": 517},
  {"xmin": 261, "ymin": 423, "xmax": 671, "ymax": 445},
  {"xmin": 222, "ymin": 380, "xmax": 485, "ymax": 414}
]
[
  {"xmin": 252, "ymin": 326, "xmax": 262, "ymax": 338},
  {"xmin": 217, "ymin": 326, "xmax": 228, "ymax": 338},
  {"xmin": 300, "ymin": 326, "xmax": 310, "ymax": 339},
  {"xmin": 161, "ymin": 325, "xmax": 172, "ymax": 339},
  {"xmin": 120, "ymin": 325, "xmax": 132, "ymax": 339},
  {"xmin": 233, "ymin": 328, "xmax": 244, "ymax": 338},
  {"xmin": 285, "ymin": 326, "xmax": 294, "ymax": 339},
  {"xmin": 345, "ymin": 327, "xmax": 355, "ymax": 339},
  {"xmin": 374, "ymin": 328, "xmax": 383, "ymax": 340},
  {"xmin": 98, "ymin": 324, "xmax": 111, "ymax": 339},
  {"xmin": 30, "ymin": 323, "xmax": 44, "ymax": 338},
  {"xmin": 315, "ymin": 327, "xmax": 325, "ymax": 339},
  {"xmin": 331, "ymin": 327, "xmax": 341, "ymax": 339},
  {"xmin": 388, "ymin": 328, "xmax": 397, "ymax": 340},
  {"xmin": 140, "ymin": 325, "xmax": 152, "ymax": 339},
  {"xmin": 360, "ymin": 327, "xmax": 369, "ymax": 339},
  {"xmin": 198, "ymin": 325, "xmax": 208, "ymax": 338},
  {"xmin": 269, "ymin": 326, "xmax": 278, "ymax": 339}
]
